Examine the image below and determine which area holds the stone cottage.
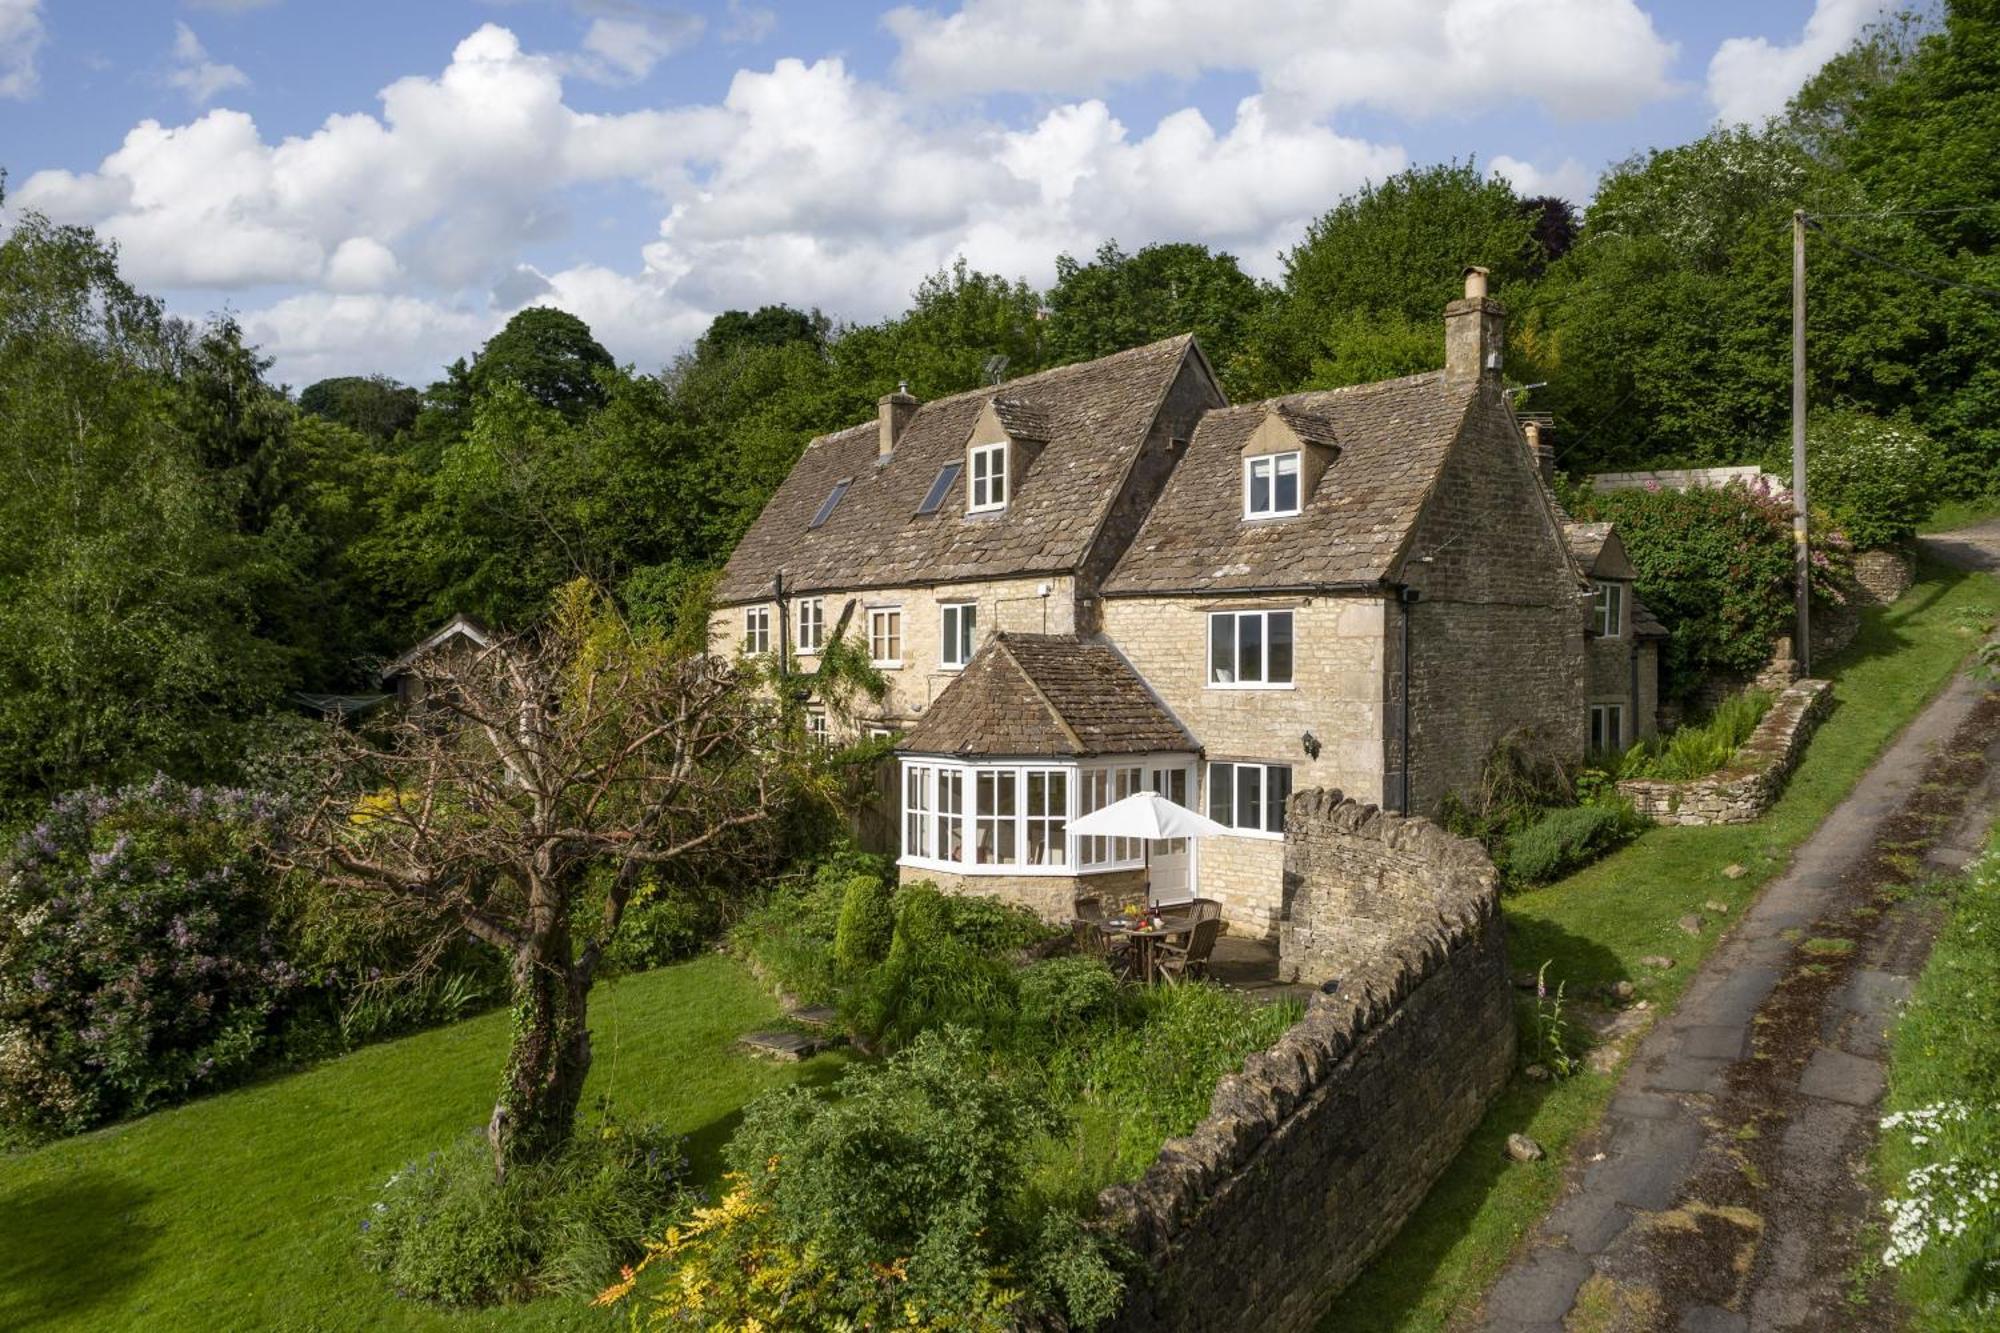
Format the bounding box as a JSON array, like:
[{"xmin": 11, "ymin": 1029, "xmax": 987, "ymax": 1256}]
[{"xmin": 711, "ymin": 269, "xmax": 1658, "ymax": 937}]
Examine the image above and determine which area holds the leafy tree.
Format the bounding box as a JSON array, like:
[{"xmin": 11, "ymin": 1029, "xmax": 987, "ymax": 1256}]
[
  {"xmin": 694, "ymin": 305, "xmax": 827, "ymax": 360},
  {"xmin": 0, "ymin": 214, "xmax": 290, "ymax": 807},
  {"xmin": 1045, "ymin": 240, "xmax": 1268, "ymax": 395},
  {"xmin": 299, "ymin": 374, "xmax": 423, "ymax": 444},
  {"xmin": 467, "ymin": 307, "xmax": 616, "ymax": 418},
  {"xmin": 1252, "ymin": 161, "xmax": 1539, "ymax": 394}
]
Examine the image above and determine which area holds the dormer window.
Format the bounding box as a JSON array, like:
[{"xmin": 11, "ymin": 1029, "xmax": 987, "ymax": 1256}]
[
  {"xmin": 1244, "ymin": 452, "xmax": 1301, "ymax": 518},
  {"xmin": 968, "ymin": 442, "xmax": 1007, "ymax": 512},
  {"xmin": 1592, "ymin": 581, "xmax": 1625, "ymax": 638}
]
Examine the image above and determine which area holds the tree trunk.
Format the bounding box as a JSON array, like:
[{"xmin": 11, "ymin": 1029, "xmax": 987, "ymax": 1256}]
[{"xmin": 488, "ymin": 924, "xmax": 593, "ymax": 1181}]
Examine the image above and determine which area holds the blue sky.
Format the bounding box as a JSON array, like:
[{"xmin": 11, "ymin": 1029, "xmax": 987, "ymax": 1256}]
[{"xmin": 0, "ymin": 0, "xmax": 1895, "ymax": 387}]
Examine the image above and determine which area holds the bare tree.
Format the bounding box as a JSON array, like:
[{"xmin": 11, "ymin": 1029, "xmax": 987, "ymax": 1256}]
[{"xmin": 290, "ymin": 585, "xmax": 823, "ymax": 1178}]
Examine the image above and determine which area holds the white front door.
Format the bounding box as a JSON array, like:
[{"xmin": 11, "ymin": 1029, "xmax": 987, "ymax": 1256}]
[{"xmin": 1148, "ymin": 763, "xmax": 1196, "ymax": 906}]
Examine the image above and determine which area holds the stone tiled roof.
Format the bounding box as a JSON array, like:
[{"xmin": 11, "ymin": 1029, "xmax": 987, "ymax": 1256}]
[
  {"xmin": 897, "ymin": 632, "xmax": 1196, "ymax": 758},
  {"xmin": 713, "ymin": 337, "xmax": 1197, "ymax": 605},
  {"xmin": 1563, "ymin": 521, "xmax": 1614, "ymax": 569},
  {"xmin": 1103, "ymin": 371, "xmax": 1478, "ymax": 595}
]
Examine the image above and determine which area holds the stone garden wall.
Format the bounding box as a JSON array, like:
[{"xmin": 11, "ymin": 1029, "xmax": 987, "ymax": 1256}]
[
  {"xmin": 1098, "ymin": 791, "xmax": 1513, "ymax": 1333},
  {"xmin": 1852, "ymin": 547, "xmax": 1915, "ymax": 607},
  {"xmin": 1617, "ymin": 678, "xmax": 1832, "ymax": 826}
]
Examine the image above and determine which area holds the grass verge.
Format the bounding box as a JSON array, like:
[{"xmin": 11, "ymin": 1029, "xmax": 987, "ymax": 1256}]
[
  {"xmin": 1874, "ymin": 824, "xmax": 2000, "ymax": 1327},
  {"xmin": 0, "ymin": 953, "xmax": 845, "ymax": 1332},
  {"xmin": 1318, "ymin": 556, "xmax": 2000, "ymax": 1332}
]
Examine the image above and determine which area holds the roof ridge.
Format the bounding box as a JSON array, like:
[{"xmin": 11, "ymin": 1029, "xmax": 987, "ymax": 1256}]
[{"xmin": 799, "ymin": 335, "xmax": 1196, "ymax": 450}]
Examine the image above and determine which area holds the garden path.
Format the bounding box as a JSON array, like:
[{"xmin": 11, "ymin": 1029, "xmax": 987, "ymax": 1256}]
[{"xmin": 1473, "ymin": 527, "xmax": 2000, "ymax": 1332}]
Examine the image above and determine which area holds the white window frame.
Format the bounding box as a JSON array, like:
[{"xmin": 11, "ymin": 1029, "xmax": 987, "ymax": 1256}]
[
  {"xmin": 796, "ymin": 597, "xmax": 825, "ymax": 653},
  {"xmin": 1207, "ymin": 609, "xmax": 1294, "ymax": 688},
  {"xmin": 868, "ymin": 606, "xmax": 903, "ymax": 667},
  {"xmin": 940, "ymin": 601, "xmax": 977, "ymax": 670},
  {"xmin": 968, "ymin": 442, "xmax": 1008, "ymax": 512},
  {"xmin": 1592, "ymin": 581, "xmax": 1625, "ymax": 638},
  {"xmin": 1590, "ymin": 703, "xmax": 1626, "ymax": 753},
  {"xmin": 743, "ymin": 605, "xmax": 771, "ymax": 655},
  {"xmin": 1205, "ymin": 760, "xmax": 1293, "ymax": 838},
  {"xmin": 897, "ymin": 754, "xmax": 1193, "ymax": 877},
  {"xmin": 1243, "ymin": 451, "xmax": 1302, "ymax": 519},
  {"xmin": 904, "ymin": 763, "xmax": 933, "ymax": 860},
  {"xmin": 806, "ymin": 708, "xmax": 830, "ymax": 745}
]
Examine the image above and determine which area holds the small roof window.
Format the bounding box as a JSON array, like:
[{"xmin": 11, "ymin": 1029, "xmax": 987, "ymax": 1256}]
[
  {"xmin": 917, "ymin": 461, "xmax": 962, "ymax": 515},
  {"xmin": 808, "ymin": 478, "xmax": 851, "ymax": 530}
]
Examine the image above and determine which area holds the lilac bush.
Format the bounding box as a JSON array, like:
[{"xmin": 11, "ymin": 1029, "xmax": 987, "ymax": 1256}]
[{"xmin": 0, "ymin": 777, "xmax": 299, "ymax": 1137}]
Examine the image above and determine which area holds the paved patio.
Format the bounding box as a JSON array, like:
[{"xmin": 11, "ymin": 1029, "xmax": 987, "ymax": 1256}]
[{"xmin": 1208, "ymin": 935, "xmax": 1317, "ymax": 1004}]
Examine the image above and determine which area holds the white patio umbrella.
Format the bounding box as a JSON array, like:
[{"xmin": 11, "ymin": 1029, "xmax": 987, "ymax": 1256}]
[{"xmin": 1068, "ymin": 790, "xmax": 1227, "ymax": 840}]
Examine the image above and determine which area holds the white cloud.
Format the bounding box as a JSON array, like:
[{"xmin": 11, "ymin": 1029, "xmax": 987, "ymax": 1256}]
[
  {"xmin": 166, "ymin": 22, "xmax": 251, "ymax": 105},
  {"xmin": 1488, "ymin": 154, "xmax": 1597, "ymax": 203},
  {"xmin": 886, "ymin": 0, "xmax": 1678, "ymax": 121},
  {"xmin": 1708, "ymin": 0, "xmax": 1894, "ymax": 125},
  {"xmin": 0, "ymin": 0, "xmax": 44, "ymax": 100},
  {"xmin": 19, "ymin": 23, "xmax": 1406, "ymax": 384},
  {"xmin": 569, "ymin": 1, "xmax": 703, "ymax": 84}
]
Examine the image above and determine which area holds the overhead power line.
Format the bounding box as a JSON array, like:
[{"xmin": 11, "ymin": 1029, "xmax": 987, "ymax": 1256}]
[
  {"xmin": 1803, "ymin": 215, "xmax": 2000, "ymax": 300},
  {"xmin": 1806, "ymin": 202, "xmax": 2000, "ymax": 220}
]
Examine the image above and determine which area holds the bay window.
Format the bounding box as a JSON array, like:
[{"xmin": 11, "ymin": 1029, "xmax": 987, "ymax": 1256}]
[{"xmin": 898, "ymin": 757, "xmax": 1191, "ymax": 874}]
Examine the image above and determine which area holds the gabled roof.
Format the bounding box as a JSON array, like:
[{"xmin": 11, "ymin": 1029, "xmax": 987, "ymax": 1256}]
[
  {"xmin": 713, "ymin": 336, "xmax": 1202, "ymax": 606},
  {"xmin": 1104, "ymin": 371, "xmax": 1478, "ymax": 596},
  {"xmin": 897, "ymin": 633, "xmax": 1196, "ymax": 758},
  {"xmin": 381, "ymin": 613, "xmax": 492, "ymax": 681},
  {"xmin": 1563, "ymin": 522, "xmax": 1638, "ymax": 580}
]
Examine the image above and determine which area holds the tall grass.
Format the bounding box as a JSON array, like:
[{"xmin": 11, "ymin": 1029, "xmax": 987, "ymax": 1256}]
[{"xmin": 1617, "ymin": 689, "xmax": 1774, "ymax": 781}]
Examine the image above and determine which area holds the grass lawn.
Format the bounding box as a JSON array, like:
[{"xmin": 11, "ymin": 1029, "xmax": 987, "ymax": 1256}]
[
  {"xmin": 1319, "ymin": 557, "xmax": 2000, "ymax": 1332},
  {"xmin": 0, "ymin": 953, "xmax": 845, "ymax": 1332},
  {"xmin": 1921, "ymin": 496, "xmax": 2000, "ymax": 534}
]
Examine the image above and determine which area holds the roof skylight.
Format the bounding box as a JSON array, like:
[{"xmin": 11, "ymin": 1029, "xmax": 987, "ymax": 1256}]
[
  {"xmin": 917, "ymin": 461, "xmax": 962, "ymax": 515},
  {"xmin": 809, "ymin": 479, "xmax": 851, "ymax": 530}
]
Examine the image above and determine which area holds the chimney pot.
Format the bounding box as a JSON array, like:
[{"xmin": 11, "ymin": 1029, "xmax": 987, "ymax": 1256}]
[
  {"xmin": 1462, "ymin": 265, "xmax": 1489, "ymax": 301},
  {"xmin": 878, "ymin": 384, "xmax": 919, "ymax": 459}
]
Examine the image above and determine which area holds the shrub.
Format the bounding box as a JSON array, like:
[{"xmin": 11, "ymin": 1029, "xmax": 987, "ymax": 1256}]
[
  {"xmin": 607, "ymin": 1028, "xmax": 1121, "ymax": 1329},
  {"xmin": 1617, "ymin": 689, "xmax": 1773, "ymax": 782},
  {"xmin": 361, "ymin": 1117, "xmax": 687, "ymax": 1306},
  {"xmin": 730, "ymin": 842, "xmax": 894, "ymax": 1003},
  {"xmin": 831, "ymin": 872, "xmax": 894, "ymax": 978},
  {"xmin": 0, "ymin": 779, "xmax": 300, "ymax": 1137},
  {"xmin": 1576, "ymin": 480, "xmax": 1850, "ymax": 699},
  {"xmin": 1016, "ymin": 955, "xmax": 1120, "ymax": 1047},
  {"xmin": 1766, "ymin": 410, "xmax": 1944, "ymax": 551},
  {"xmin": 845, "ymin": 885, "xmax": 1022, "ymax": 1049},
  {"xmin": 1439, "ymin": 727, "xmax": 1578, "ymax": 855},
  {"xmin": 1504, "ymin": 804, "xmax": 1639, "ymax": 886},
  {"xmin": 598, "ymin": 888, "xmax": 721, "ymax": 975}
]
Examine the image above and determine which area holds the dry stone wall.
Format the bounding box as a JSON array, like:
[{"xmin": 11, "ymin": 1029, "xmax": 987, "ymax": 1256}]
[
  {"xmin": 1618, "ymin": 678, "xmax": 1832, "ymax": 826},
  {"xmin": 1852, "ymin": 548, "xmax": 1915, "ymax": 607},
  {"xmin": 1099, "ymin": 791, "xmax": 1512, "ymax": 1333}
]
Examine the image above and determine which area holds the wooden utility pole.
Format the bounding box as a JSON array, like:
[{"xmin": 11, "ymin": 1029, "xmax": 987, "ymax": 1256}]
[{"xmin": 1792, "ymin": 210, "xmax": 1812, "ymax": 676}]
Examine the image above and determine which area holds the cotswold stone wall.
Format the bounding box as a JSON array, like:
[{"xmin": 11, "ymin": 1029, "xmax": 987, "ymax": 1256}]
[
  {"xmin": 1852, "ymin": 548, "xmax": 1915, "ymax": 607},
  {"xmin": 1618, "ymin": 678, "xmax": 1832, "ymax": 826},
  {"xmin": 901, "ymin": 865, "xmax": 1144, "ymax": 923},
  {"xmin": 1100, "ymin": 791, "xmax": 1512, "ymax": 1333}
]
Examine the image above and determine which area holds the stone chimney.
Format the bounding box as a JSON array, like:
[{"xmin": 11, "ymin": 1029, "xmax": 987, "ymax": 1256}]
[
  {"xmin": 878, "ymin": 382, "xmax": 918, "ymax": 459},
  {"xmin": 1444, "ymin": 265, "xmax": 1506, "ymax": 384},
  {"xmin": 1520, "ymin": 413, "xmax": 1556, "ymax": 487}
]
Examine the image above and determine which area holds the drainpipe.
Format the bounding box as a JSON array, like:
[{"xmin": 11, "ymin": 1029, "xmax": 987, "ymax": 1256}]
[
  {"xmin": 1629, "ymin": 640, "xmax": 1640, "ymax": 747},
  {"xmin": 773, "ymin": 572, "xmax": 791, "ymax": 680},
  {"xmin": 1397, "ymin": 586, "xmax": 1421, "ymax": 814}
]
